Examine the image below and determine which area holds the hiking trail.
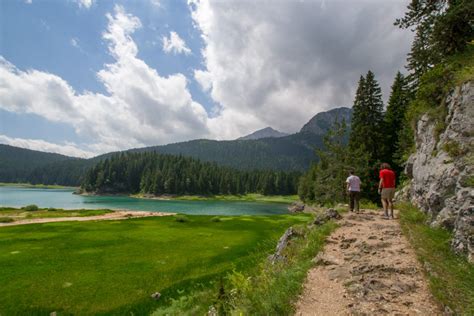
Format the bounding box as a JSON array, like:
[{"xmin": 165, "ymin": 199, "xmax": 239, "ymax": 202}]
[{"xmin": 295, "ymin": 209, "xmax": 441, "ymax": 315}]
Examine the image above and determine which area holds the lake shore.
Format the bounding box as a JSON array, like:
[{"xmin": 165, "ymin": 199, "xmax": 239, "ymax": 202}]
[
  {"xmin": 0, "ymin": 182, "xmax": 78, "ymax": 190},
  {"xmin": 80, "ymin": 191, "xmax": 299, "ymax": 204},
  {"xmin": 0, "ymin": 208, "xmax": 175, "ymax": 227}
]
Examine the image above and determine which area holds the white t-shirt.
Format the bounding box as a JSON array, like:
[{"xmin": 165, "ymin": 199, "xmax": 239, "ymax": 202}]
[{"xmin": 346, "ymin": 175, "xmax": 361, "ymax": 192}]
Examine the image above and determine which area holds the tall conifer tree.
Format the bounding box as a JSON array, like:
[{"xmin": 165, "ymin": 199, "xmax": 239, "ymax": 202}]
[
  {"xmin": 384, "ymin": 72, "xmax": 410, "ymax": 173},
  {"xmin": 349, "ymin": 70, "xmax": 384, "ymax": 164}
]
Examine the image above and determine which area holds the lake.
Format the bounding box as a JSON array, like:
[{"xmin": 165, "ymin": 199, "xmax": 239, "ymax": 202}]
[{"xmin": 0, "ymin": 186, "xmax": 289, "ymax": 215}]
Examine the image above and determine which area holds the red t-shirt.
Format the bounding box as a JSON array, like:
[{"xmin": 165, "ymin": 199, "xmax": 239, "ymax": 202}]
[{"xmin": 379, "ymin": 169, "xmax": 396, "ymax": 188}]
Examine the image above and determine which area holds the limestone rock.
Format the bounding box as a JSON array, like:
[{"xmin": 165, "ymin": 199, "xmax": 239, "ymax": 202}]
[
  {"xmin": 403, "ymin": 81, "xmax": 474, "ymax": 262},
  {"xmin": 288, "ymin": 202, "xmax": 305, "ymax": 213}
]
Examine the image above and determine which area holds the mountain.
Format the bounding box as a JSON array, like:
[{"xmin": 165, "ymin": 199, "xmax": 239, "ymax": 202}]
[
  {"xmin": 0, "ymin": 107, "xmax": 351, "ymax": 186},
  {"xmin": 300, "ymin": 107, "xmax": 352, "ymax": 135},
  {"xmin": 238, "ymin": 127, "xmax": 289, "ymax": 140}
]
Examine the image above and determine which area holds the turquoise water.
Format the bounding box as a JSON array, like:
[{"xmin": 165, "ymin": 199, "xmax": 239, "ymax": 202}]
[{"xmin": 0, "ymin": 186, "xmax": 289, "ymax": 215}]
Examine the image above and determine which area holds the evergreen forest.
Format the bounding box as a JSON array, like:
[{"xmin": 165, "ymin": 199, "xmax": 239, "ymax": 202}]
[{"xmin": 81, "ymin": 152, "xmax": 300, "ymax": 196}]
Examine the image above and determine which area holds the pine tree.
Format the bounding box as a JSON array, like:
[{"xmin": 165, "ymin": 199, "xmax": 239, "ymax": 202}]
[
  {"xmin": 395, "ymin": 0, "xmax": 474, "ymax": 87},
  {"xmin": 349, "ymin": 71, "xmax": 384, "ymax": 164},
  {"xmin": 384, "ymin": 72, "xmax": 410, "ymax": 173}
]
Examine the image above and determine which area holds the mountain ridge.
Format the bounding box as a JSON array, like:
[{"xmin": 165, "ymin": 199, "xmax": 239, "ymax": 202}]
[{"xmin": 238, "ymin": 127, "xmax": 289, "ymax": 140}]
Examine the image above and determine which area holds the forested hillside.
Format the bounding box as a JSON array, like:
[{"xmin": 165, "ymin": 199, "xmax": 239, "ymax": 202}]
[
  {"xmin": 81, "ymin": 152, "xmax": 300, "ymax": 195},
  {"xmin": 0, "ymin": 144, "xmax": 84, "ymax": 184}
]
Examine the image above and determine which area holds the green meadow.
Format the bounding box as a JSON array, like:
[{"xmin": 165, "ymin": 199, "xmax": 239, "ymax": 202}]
[{"xmin": 0, "ymin": 214, "xmax": 309, "ymax": 315}]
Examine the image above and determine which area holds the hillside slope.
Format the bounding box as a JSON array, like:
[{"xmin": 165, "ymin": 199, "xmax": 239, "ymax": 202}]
[{"xmin": 0, "ymin": 144, "xmax": 80, "ymax": 184}]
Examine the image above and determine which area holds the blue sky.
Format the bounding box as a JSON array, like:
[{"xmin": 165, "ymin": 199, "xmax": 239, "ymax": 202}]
[
  {"xmin": 1, "ymin": 0, "xmax": 214, "ymax": 147},
  {"xmin": 0, "ymin": 0, "xmax": 413, "ymax": 157}
]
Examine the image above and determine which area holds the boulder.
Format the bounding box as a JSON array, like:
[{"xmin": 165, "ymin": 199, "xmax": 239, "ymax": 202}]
[
  {"xmin": 288, "ymin": 202, "xmax": 305, "ymax": 213},
  {"xmin": 268, "ymin": 227, "xmax": 295, "ymax": 264}
]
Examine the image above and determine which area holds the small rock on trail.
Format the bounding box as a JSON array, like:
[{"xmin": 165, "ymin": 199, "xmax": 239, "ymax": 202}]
[{"xmin": 295, "ymin": 209, "xmax": 441, "ymax": 315}]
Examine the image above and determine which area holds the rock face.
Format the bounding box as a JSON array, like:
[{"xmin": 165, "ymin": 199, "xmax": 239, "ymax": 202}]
[
  {"xmin": 404, "ymin": 81, "xmax": 473, "ymax": 262},
  {"xmin": 300, "ymin": 107, "xmax": 352, "ymax": 135}
]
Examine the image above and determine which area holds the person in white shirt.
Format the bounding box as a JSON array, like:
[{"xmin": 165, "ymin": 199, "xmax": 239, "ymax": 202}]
[{"xmin": 346, "ymin": 169, "xmax": 361, "ymax": 213}]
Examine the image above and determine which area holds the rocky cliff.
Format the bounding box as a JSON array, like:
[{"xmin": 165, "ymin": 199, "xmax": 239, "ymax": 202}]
[{"xmin": 403, "ymin": 81, "xmax": 473, "ymax": 262}]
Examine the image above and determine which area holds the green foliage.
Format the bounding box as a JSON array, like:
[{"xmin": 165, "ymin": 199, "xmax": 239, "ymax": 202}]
[
  {"xmin": 443, "ymin": 141, "xmax": 464, "ymax": 158},
  {"xmin": 398, "ymin": 202, "xmax": 474, "ymax": 314},
  {"xmin": 349, "ymin": 71, "xmax": 384, "ymax": 164},
  {"xmin": 0, "ymin": 214, "xmax": 308, "ymax": 314},
  {"xmin": 23, "ymin": 204, "xmax": 39, "ymax": 211},
  {"xmin": 218, "ymin": 221, "xmax": 337, "ymax": 314},
  {"xmin": 0, "ymin": 217, "xmax": 14, "ymax": 223},
  {"xmin": 299, "ymin": 120, "xmax": 372, "ymax": 204},
  {"xmin": 82, "ymin": 152, "xmax": 301, "ymax": 196},
  {"xmin": 395, "ymin": 0, "xmax": 474, "ymax": 86},
  {"xmin": 385, "ymin": 72, "xmax": 411, "ymax": 174}
]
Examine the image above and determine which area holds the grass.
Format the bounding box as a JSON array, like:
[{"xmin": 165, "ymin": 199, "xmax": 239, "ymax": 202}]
[
  {"xmin": 0, "ymin": 207, "xmax": 112, "ymax": 221},
  {"xmin": 0, "ymin": 182, "xmax": 77, "ymax": 189},
  {"xmin": 0, "ymin": 213, "xmax": 310, "ymax": 315},
  {"xmin": 398, "ymin": 202, "xmax": 474, "ymax": 315},
  {"xmin": 153, "ymin": 217, "xmax": 337, "ymax": 315},
  {"xmin": 132, "ymin": 193, "xmax": 300, "ymax": 204}
]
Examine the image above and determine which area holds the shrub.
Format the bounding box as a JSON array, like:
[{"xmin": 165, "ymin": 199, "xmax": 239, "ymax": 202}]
[
  {"xmin": 47, "ymin": 208, "xmax": 58, "ymax": 212},
  {"xmin": 174, "ymin": 215, "xmax": 189, "ymax": 223},
  {"xmin": 210, "ymin": 217, "xmax": 222, "ymax": 223},
  {"xmin": 443, "ymin": 141, "xmax": 464, "ymax": 158},
  {"xmin": 23, "ymin": 204, "xmax": 39, "ymax": 211},
  {"xmin": 0, "ymin": 217, "xmax": 14, "ymax": 223}
]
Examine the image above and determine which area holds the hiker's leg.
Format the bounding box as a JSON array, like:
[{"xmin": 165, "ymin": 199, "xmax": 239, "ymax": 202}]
[
  {"xmin": 354, "ymin": 192, "xmax": 360, "ymax": 213},
  {"xmin": 381, "ymin": 198, "xmax": 388, "ymax": 216},
  {"xmin": 389, "ymin": 199, "xmax": 394, "ymax": 217},
  {"xmin": 349, "ymin": 192, "xmax": 355, "ymax": 212}
]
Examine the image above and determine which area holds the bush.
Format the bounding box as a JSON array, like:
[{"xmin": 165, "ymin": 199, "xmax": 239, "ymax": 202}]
[
  {"xmin": 0, "ymin": 217, "xmax": 14, "ymax": 223},
  {"xmin": 174, "ymin": 215, "xmax": 189, "ymax": 223},
  {"xmin": 443, "ymin": 141, "xmax": 464, "ymax": 158},
  {"xmin": 47, "ymin": 208, "xmax": 58, "ymax": 212},
  {"xmin": 210, "ymin": 217, "xmax": 222, "ymax": 223},
  {"xmin": 23, "ymin": 204, "xmax": 39, "ymax": 211}
]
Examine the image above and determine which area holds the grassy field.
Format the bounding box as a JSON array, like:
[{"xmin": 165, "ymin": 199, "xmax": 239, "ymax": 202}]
[
  {"xmin": 0, "ymin": 182, "xmax": 77, "ymax": 189},
  {"xmin": 398, "ymin": 202, "xmax": 474, "ymax": 315},
  {"xmin": 0, "ymin": 213, "xmax": 309, "ymax": 315},
  {"xmin": 0, "ymin": 207, "xmax": 112, "ymax": 222},
  {"xmin": 132, "ymin": 193, "xmax": 300, "ymax": 204}
]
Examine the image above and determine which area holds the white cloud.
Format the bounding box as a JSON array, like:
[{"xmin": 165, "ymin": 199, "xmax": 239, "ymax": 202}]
[
  {"xmin": 70, "ymin": 38, "xmax": 79, "ymax": 48},
  {"xmin": 162, "ymin": 31, "xmax": 192, "ymax": 55},
  {"xmin": 76, "ymin": 0, "xmax": 94, "ymax": 9},
  {"xmin": 0, "ymin": 5, "xmax": 210, "ymax": 156},
  {"xmin": 0, "ymin": 135, "xmax": 95, "ymax": 158},
  {"xmin": 189, "ymin": 0, "xmax": 413, "ymax": 135},
  {"xmin": 1, "ymin": 1, "xmax": 414, "ymax": 157},
  {"xmin": 150, "ymin": 0, "xmax": 161, "ymax": 7}
]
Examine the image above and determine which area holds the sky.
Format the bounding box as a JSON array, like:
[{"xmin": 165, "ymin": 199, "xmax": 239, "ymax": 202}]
[{"xmin": 0, "ymin": 0, "xmax": 413, "ymax": 158}]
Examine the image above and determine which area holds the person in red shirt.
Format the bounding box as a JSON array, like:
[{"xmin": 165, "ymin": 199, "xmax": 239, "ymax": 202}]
[{"xmin": 378, "ymin": 162, "xmax": 396, "ymax": 219}]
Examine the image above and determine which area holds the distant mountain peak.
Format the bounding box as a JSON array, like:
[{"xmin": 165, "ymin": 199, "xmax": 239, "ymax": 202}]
[
  {"xmin": 238, "ymin": 127, "xmax": 289, "ymax": 140},
  {"xmin": 300, "ymin": 107, "xmax": 352, "ymax": 135}
]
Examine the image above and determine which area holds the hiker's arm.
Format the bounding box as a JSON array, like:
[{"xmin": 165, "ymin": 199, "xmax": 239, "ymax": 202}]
[{"xmin": 378, "ymin": 178, "xmax": 383, "ymax": 192}]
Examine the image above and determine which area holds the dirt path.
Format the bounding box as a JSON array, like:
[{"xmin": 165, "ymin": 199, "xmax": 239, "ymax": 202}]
[
  {"xmin": 0, "ymin": 210, "xmax": 175, "ymax": 227},
  {"xmin": 295, "ymin": 209, "xmax": 441, "ymax": 315}
]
